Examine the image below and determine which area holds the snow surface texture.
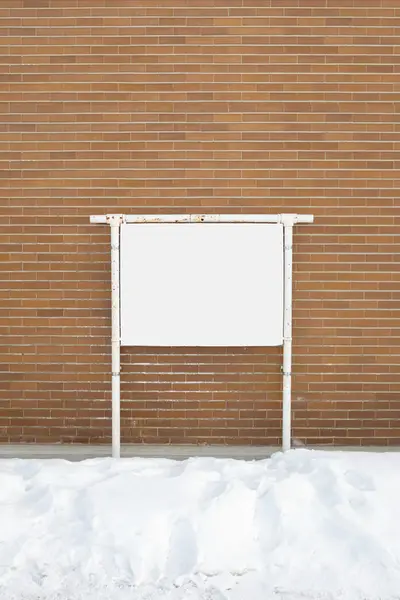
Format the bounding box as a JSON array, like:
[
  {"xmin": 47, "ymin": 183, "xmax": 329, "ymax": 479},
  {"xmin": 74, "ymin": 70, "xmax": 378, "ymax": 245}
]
[{"xmin": 0, "ymin": 450, "xmax": 399, "ymax": 600}]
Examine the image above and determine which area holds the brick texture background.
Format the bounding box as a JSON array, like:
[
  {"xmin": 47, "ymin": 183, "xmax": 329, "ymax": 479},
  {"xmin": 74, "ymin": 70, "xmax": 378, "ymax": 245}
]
[{"xmin": 1, "ymin": 0, "xmax": 399, "ymax": 446}]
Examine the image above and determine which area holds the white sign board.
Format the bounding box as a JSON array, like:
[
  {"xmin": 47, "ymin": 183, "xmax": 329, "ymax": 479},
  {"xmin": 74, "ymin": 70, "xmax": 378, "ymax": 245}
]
[{"xmin": 120, "ymin": 223, "xmax": 284, "ymax": 347}]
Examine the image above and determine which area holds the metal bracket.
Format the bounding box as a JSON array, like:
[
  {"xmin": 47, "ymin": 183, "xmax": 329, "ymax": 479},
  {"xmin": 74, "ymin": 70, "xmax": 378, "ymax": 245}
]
[
  {"xmin": 279, "ymin": 213, "xmax": 314, "ymax": 226},
  {"xmin": 279, "ymin": 213, "xmax": 297, "ymax": 226},
  {"xmin": 106, "ymin": 214, "xmax": 125, "ymax": 226},
  {"xmin": 281, "ymin": 365, "xmax": 292, "ymax": 375}
]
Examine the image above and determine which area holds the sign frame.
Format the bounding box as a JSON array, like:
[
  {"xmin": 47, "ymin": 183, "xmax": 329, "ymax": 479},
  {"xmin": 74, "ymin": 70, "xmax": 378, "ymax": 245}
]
[{"xmin": 90, "ymin": 213, "xmax": 314, "ymax": 457}]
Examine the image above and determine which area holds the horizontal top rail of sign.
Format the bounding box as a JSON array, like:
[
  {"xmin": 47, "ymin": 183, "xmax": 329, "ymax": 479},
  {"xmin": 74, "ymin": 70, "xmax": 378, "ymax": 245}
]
[{"xmin": 90, "ymin": 214, "xmax": 314, "ymax": 225}]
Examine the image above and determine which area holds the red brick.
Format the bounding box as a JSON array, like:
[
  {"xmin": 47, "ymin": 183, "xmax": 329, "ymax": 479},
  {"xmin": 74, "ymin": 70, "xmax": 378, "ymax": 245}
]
[{"xmin": 1, "ymin": 0, "xmax": 399, "ymax": 446}]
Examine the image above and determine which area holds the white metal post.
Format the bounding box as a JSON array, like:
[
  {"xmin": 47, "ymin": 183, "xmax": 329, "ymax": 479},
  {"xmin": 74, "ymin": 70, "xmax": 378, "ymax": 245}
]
[
  {"xmin": 282, "ymin": 222, "xmax": 294, "ymax": 451},
  {"xmin": 108, "ymin": 215, "xmax": 124, "ymax": 458}
]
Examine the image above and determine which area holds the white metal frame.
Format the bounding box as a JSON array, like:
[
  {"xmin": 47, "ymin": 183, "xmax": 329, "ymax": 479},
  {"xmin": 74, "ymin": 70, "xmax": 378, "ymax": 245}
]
[{"xmin": 90, "ymin": 213, "xmax": 314, "ymax": 458}]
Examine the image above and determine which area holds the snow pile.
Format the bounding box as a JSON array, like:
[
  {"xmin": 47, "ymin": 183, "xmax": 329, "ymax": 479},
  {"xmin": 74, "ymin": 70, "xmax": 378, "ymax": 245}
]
[{"xmin": 0, "ymin": 450, "xmax": 400, "ymax": 600}]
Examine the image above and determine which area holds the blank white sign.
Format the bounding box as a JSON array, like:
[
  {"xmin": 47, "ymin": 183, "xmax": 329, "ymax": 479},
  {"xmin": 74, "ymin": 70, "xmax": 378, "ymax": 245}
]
[{"xmin": 120, "ymin": 223, "xmax": 283, "ymax": 347}]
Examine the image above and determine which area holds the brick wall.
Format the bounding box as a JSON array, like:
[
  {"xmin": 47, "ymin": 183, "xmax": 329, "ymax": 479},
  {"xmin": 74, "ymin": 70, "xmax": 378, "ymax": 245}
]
[{"xmin": 1, "ymin": 0, "xmax": 399, "ymax": 447}]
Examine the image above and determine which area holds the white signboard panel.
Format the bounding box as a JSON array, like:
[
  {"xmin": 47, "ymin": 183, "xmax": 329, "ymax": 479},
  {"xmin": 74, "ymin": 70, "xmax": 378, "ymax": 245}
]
[{"xmin": 120, "ymin": 223, "xmax": 283, "ymax": 347}]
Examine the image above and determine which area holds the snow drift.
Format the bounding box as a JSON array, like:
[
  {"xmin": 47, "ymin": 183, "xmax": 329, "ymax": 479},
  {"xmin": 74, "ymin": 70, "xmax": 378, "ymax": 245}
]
[{"xmin": 0, "ymin": 449, "xmax": 399, "ymax": 600}]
